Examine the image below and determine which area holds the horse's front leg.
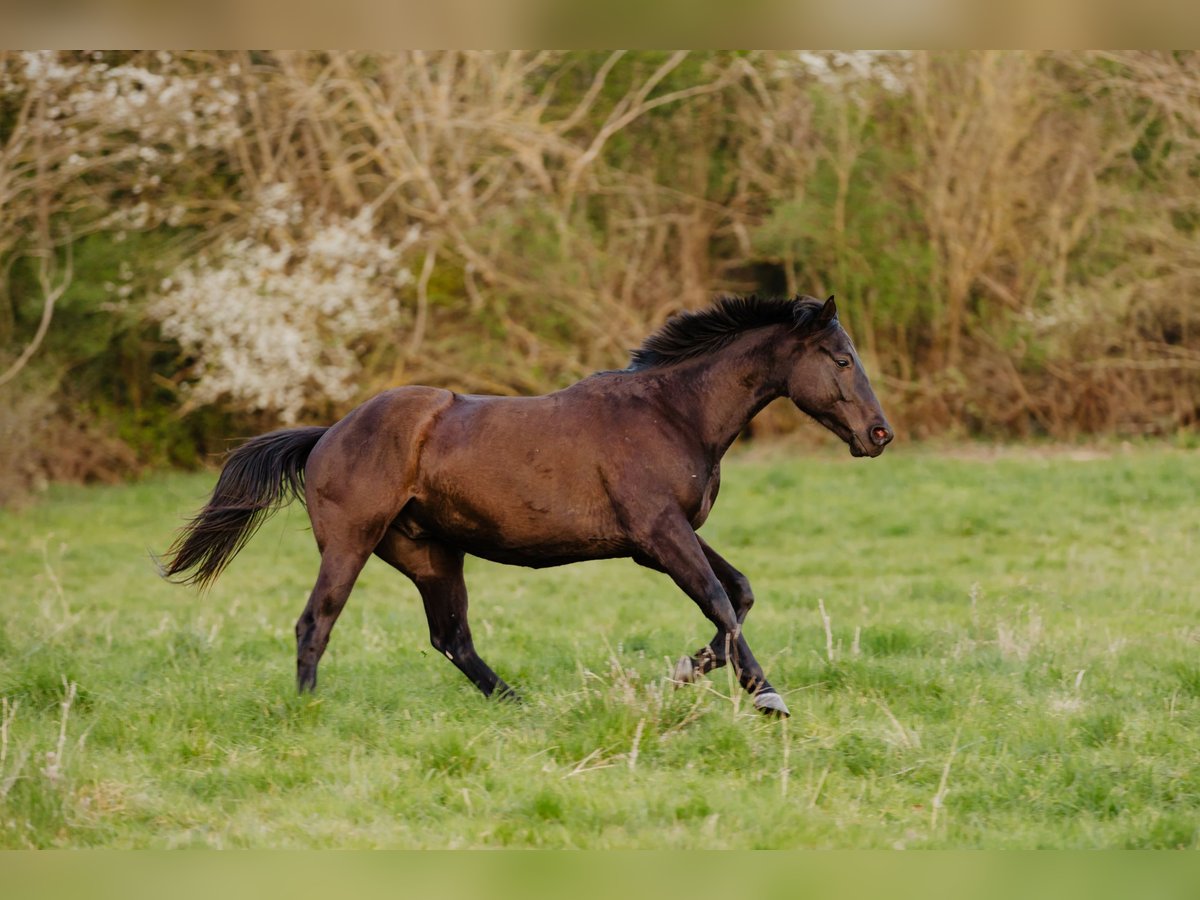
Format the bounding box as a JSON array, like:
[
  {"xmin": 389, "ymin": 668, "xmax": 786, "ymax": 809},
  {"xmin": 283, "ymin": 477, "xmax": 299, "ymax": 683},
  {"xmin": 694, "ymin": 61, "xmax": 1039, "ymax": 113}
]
[
  {"xmin": 639, "ymin": 519, "xmax": 788, "ymax": 718},
  {"xmin": 671, "ymin": 537, "xmax": 756, "ymax": 657}
]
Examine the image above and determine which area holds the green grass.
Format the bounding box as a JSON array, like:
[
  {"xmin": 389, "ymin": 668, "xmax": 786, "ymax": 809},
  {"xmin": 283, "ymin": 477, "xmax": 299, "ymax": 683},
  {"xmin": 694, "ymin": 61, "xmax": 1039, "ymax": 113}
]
[{"xmin": 1, "ymin": 444, "xmax": 1198, "ymax": 848}]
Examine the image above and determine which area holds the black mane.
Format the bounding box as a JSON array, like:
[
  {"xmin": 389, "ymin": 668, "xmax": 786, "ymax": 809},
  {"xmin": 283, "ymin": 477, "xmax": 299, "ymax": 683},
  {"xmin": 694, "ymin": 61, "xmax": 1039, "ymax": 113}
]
[{"xmin": 628, "ymin": 295, "xmax": 830, "ymax": 371}]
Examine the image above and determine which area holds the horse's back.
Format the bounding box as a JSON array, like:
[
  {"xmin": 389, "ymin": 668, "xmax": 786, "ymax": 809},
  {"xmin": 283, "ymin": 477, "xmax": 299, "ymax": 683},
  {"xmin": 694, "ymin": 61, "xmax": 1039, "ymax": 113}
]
[{"xmin": 418, "ymin": 380, "xmax": 653, "ymax": 493}]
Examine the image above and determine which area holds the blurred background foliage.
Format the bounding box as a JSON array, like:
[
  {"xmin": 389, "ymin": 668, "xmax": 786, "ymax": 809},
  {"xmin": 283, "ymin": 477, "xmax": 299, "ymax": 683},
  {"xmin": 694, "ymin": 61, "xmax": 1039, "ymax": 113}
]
[{"xmin": 1, "ymin": 50, "xmax": 1198, "ymax": 503}]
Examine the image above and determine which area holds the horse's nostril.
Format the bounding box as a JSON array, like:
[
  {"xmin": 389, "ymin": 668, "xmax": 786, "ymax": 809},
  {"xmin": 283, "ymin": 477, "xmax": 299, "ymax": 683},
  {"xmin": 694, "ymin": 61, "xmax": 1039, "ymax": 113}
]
[{"xmin": 871, "ymin": 426, "xmax": 891, "ymax": 444}]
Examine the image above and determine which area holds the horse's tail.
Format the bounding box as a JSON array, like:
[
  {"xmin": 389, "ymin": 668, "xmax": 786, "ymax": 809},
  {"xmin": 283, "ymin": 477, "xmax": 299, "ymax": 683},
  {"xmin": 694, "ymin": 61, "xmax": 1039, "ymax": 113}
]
[{"xmin": 159, "ymin": 426, "xmax": 329, "ymax": 589}]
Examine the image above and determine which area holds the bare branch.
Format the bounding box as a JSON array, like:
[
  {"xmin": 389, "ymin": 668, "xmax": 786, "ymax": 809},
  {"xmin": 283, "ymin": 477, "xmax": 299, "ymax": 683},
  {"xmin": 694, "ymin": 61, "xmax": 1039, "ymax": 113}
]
[{"xmin": 0, "ymin": 243, "xmax": 72, "ymax": 390}]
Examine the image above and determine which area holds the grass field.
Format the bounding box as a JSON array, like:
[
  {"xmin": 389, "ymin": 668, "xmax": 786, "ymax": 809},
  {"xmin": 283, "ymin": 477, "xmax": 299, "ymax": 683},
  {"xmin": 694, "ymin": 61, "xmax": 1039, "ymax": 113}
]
[{"xmin": 0, "ymin": 443, "xmax": 1198, "ymax": 848}]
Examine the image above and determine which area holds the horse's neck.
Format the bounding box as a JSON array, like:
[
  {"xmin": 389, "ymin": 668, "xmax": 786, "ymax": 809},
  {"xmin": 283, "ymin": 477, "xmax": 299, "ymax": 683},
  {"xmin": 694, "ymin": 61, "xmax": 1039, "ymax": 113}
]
[{"xmin": 654, "ymin": 331, "xmax": 785, "ymax": 460}]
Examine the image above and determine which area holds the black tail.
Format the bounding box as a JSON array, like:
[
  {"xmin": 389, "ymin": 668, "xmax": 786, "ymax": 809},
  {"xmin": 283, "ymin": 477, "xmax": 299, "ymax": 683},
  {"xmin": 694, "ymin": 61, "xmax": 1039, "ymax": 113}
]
[{"xmin": 160, "ymin": 426, "xmax": 328, "ymax": 589}]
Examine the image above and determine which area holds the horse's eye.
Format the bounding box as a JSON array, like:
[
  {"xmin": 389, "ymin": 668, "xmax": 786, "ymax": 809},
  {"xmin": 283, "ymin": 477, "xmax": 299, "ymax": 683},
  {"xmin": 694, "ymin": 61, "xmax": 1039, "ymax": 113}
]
[{"xmin": 835, "ymin": 358, "xmax": 850, "ymax": 368}]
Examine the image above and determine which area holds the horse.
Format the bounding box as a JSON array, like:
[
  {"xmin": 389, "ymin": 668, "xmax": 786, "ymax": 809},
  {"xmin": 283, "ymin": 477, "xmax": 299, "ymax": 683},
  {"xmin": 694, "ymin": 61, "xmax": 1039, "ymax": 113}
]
[{"xmin": 161, "ymin": 294, "xmax": 892, "ymax": 717}]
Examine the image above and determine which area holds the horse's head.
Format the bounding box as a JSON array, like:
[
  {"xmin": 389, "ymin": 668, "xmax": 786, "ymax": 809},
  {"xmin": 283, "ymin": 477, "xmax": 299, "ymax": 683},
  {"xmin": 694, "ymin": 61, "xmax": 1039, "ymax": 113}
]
[{"xmin": 786, "ymin": 296, "xmax": 893, "ymax": 458}]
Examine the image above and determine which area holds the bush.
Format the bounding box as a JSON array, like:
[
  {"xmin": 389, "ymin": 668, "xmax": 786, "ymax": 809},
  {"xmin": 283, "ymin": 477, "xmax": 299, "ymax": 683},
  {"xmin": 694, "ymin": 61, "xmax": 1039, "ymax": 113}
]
[{"xmin": 2, "ymin": 51, "xmax": 1198, "ymax": 501}]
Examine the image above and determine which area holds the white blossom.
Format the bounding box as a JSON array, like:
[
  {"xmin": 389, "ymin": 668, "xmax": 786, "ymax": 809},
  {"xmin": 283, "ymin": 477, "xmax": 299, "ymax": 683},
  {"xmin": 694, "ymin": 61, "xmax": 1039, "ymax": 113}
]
[
  {"xmin": 150, "ymin": 188, "xmax": 421, "ymax": 423},
  {"xmin": 17, "ymin": 52, "xmax": 240, "ymax": 152},
  {"xmin": 789, "ymin": 51, "xmax": 912, "ymax": 95}
]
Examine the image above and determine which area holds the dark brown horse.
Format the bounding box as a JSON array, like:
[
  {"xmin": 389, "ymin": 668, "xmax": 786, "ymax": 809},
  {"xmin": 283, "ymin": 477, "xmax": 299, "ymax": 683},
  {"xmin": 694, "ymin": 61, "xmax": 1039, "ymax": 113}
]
[{"xmin": 162, "ymin": 295, "xmax": 892, "ymax": 717}]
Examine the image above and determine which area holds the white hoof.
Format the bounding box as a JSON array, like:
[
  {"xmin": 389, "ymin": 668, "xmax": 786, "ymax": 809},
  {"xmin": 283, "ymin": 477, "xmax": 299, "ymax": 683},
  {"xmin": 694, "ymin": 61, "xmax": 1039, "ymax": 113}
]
[
  {"xmin": 754, "ymin": 691, "xmax": 790, "ymax": 718},
  {"xmin": 672, "ymin": 655, "xmax": 697, "ymax": 686}
]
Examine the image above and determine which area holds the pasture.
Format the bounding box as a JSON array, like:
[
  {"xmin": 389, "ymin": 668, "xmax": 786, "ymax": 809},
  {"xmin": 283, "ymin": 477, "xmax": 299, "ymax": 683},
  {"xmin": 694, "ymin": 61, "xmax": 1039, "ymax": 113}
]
[{"xmin": 0, "ymin": 444, "xmax": 1197, "ymax": 848}]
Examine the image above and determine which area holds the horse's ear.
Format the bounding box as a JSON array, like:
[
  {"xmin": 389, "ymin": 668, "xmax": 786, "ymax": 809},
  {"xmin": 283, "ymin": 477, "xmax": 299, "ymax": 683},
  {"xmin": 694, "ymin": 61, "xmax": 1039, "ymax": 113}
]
[{"xmin": 817, "ymin": 295, "xmax": 838, "ymax": 327}]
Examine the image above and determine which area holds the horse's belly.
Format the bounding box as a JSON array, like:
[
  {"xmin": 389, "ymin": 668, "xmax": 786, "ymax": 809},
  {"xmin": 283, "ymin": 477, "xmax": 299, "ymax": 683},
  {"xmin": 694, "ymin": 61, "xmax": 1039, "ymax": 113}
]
[
  {"xmin": 398, "ymin": 496, "xmax": 629, "ymax": 566},
  {"xmin": 459, "ymin": 539, "xmax": 629, "ymax": 568}
]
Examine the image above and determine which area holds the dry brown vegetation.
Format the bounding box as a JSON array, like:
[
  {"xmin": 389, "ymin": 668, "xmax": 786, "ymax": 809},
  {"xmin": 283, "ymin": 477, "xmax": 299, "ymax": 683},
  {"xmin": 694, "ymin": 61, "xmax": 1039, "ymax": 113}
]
[{"xmin": 0, "ymin": 51, "xmax": 1197, "ymax": 498}]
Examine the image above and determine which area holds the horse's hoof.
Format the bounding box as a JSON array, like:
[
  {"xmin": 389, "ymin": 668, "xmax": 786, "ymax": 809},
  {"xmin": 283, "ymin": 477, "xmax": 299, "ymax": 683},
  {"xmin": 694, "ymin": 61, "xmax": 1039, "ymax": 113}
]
[
  {"xmin": 672, "ymin": 655, "xmax": 697, "ymax": 686},
  {"xmin": 754, "ymin": 691, "xmax": 790, "ymax": 718},
  {"xmin": 494, "ymin": 684, "xmax": 523, "ymax": 704},
  {"xmin": 296, "ymin": 668, "xmax": 317, "ymax": 694}
]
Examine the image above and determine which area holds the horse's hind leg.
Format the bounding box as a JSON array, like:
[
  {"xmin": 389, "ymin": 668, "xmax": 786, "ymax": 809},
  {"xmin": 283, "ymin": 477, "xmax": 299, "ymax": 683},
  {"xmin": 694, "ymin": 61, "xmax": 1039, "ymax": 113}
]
[
  {"xmin": 374, "ymin": 529, "xmax": 516, "ymax": 700},
  {"xmin": 295, "ymin": 538, "xmax": 377, "ymax": 692}
]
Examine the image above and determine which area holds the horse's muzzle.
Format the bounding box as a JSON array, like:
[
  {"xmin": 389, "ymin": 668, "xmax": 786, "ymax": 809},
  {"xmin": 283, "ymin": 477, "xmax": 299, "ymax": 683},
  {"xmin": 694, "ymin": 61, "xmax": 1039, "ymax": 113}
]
[{"xmin": 851, "ymin": 425, "xmax": 892, "ymax": 458}]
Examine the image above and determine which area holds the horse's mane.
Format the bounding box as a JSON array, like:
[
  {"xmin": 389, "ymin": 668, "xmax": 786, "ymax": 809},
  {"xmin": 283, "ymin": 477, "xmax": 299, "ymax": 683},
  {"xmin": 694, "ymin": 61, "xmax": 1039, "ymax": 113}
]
[{"xmin": 628, "ymin": 295, "xmax": 830, "ymax": 371}]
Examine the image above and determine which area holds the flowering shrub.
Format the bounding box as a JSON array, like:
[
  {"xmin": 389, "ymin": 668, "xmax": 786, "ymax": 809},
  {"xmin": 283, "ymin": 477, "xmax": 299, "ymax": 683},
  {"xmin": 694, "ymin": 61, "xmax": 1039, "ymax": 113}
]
[
  {"xmin": 1, "ymin": 51, "xmax": 242, "ymax": 240},
  {"xmin": 17, "ymin": 50, "xmax": 240, "ymax": 150},
  {"xmin": 151, "ymin": 186, "xmax": 420, "ymax": 422}
]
